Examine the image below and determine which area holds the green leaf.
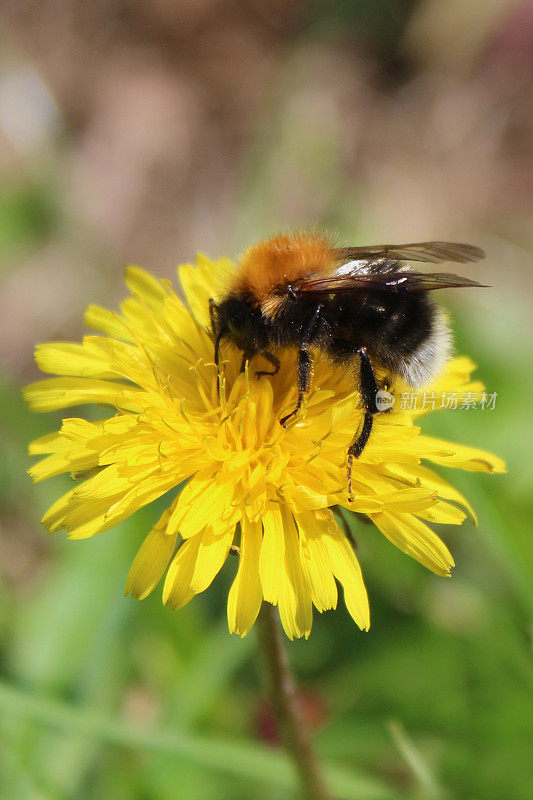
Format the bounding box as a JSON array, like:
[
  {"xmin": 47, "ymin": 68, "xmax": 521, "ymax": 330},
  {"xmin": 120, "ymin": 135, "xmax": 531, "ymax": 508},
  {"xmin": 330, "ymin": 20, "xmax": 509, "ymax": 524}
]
[{"xmin": 0, "ymin": 680, "xmax": 402, "ymax": 800}]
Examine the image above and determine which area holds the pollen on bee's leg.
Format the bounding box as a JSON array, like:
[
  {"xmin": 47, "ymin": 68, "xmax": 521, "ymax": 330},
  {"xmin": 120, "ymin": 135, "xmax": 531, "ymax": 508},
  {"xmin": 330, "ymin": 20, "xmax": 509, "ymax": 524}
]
[
  {"xmin": 347, "ymin": 410, "xmax": 374, "ymax": 500},
  {"xmin": 347, "ymin": 452, "xmax": 355, "ymax": 502},
  {"xmin": 279, "ymin": 391, "xmax": 307, "ymax": 428}
]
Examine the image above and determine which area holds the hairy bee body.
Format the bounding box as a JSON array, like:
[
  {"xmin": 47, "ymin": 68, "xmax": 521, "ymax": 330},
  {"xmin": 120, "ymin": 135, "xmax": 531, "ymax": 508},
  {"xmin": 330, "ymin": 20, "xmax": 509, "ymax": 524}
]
[
  {"xmin": 210, "ymin": 232, "xmax": 484, "ymax": 498},
  {"xmin": 214, "ymin": 234, "xmax": 449, "ymax": 386}
]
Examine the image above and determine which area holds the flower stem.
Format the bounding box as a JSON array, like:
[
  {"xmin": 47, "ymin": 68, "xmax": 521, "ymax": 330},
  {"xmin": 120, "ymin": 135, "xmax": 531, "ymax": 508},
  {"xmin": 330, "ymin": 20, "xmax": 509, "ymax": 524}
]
[{"xmin": 257, "ymin": 602, "xmax": 332, "ymax": 800}]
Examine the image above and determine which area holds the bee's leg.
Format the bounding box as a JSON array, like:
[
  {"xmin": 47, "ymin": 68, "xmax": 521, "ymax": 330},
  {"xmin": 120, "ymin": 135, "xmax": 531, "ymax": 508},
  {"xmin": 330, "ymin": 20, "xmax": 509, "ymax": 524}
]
[
  {"xmin": 209, "ymin": 298, "xmax": 219, "ymax": 336},
  {"xmin": 279, "ymin": 355, "xmax": 309, "ymax": 426},
  {"xmin": 210, "ymin": 299, "xmax": 224, "ymax": 370},
  {"xmin": 214, "ymin": 329, "xmax": 225, "ymax": 370},
  {"xmin": 280, "ymin": 304, "xmax": 323, "ymax": 427},
  {"xmin": 347, "ymin": 346, "xmax": 379, "ymax": 501},
  {"xmin": 213, "ymin": 329, "xmax": 227, "ymax": 399},
  {"xmin": 255, "ymin": 351, "xmax": 280, "ymax": 379},
  {"xmin": 210, "ymin": 299, "xmax": 227, "ymax": 401}
]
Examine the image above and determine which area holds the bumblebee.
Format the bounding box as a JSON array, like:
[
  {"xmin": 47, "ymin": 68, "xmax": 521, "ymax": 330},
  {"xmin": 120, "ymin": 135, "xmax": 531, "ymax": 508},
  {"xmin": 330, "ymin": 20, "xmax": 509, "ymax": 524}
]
[{"xmin": 209, "ymin": 232, "xmax": 486, "ymax": 498}]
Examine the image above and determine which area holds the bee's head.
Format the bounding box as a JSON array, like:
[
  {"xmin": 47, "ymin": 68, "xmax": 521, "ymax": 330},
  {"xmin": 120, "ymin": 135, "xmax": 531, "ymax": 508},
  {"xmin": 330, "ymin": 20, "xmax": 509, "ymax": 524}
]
[{"xmin": 215, "ymin": 292, "xmax": 269, "ymax": 349}]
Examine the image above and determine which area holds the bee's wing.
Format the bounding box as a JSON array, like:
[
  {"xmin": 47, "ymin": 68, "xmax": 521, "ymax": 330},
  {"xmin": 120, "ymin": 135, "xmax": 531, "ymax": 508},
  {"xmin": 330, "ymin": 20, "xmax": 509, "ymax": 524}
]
[
  {"xmin": 333, "ymin": 241, "xmax": 486, "ymax": 264},
  {"xmin": 295, "ymin": 271, "xmax": 488, "ymax": 295}
]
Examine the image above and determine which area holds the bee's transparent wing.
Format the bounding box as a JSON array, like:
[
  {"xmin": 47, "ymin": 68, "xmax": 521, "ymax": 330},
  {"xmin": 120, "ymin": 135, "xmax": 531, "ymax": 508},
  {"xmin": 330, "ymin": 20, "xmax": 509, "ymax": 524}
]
[
  {"xmin": 295, "ymin": 271, "xmax": 488, "ymax": 295},
  {"xmin": 333, "ymin": 241, "xmax": 486, "ymax": 264}
]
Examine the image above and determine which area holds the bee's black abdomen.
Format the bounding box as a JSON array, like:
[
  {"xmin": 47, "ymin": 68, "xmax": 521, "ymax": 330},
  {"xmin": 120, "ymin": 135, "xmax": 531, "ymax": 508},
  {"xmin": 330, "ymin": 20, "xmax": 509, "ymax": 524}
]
[
  {"xmin": 376, "ymin": 292, "xmax": 434, "ymax": 355},
  {"xmin": 320, "ymin": 290, "xmax": 445, "ymax": 385},
  {"xmin": 215, "ymin": 282, "xmax": 448, "ymax": 387}
]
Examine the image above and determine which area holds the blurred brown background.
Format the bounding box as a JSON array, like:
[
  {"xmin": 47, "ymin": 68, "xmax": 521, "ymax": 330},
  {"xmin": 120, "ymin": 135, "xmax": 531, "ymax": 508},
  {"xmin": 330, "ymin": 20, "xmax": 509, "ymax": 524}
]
[{"xmin": 0, "ymin": 3, "xmax": 532, "ymax": 800}]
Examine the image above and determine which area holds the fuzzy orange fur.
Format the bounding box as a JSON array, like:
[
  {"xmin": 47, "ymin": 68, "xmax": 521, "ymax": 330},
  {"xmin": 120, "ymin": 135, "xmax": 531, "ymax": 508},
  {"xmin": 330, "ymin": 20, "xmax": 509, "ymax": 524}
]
[{"xmin": 233, "ymin": 232, "xmax": 335, "ymax": 314}]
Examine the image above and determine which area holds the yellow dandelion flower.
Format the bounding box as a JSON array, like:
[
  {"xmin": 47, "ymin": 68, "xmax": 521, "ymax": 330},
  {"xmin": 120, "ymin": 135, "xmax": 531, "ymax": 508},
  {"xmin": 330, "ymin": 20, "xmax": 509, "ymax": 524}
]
[{"xmin": 24, "ymin": 254, "xmax": 505, "ymax": 639}]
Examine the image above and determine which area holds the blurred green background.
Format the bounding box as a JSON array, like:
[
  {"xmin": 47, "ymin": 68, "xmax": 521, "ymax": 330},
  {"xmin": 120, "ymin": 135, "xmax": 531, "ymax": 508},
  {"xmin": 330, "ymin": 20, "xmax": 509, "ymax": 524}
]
[{"xmin": 0, "ymin": 1, "xmax": 532, "ymax": 798}]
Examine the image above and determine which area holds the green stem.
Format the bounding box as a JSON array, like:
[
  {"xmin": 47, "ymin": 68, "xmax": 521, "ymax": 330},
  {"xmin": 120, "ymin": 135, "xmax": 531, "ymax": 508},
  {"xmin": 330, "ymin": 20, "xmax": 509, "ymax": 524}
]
[{"xmin": 257, "ymin": 602, "xmax": 333, "ymax": 800}]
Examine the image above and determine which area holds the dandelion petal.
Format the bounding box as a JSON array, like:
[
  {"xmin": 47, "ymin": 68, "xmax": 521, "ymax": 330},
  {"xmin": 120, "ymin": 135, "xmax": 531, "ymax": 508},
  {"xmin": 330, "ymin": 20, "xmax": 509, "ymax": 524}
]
[
  {"xmin": 296, "ymin": 510, "xmax": 338, "ymax": 613},
  {"xmin": 259, "ymin": 503, "xmax": 285, "ymax": 605},
  {"xmin": 125, "ymin": 506, "xmax": 178, "ymax": 600},
  {"xmin": 370, "ymin": 511, "xmax": 454, "ymax": 576},
  {"xmin": 277, "ymin": 507, "xmax": 313, "ymax": 640},
  {"xmin": 227, "ymin": 518, "xmax": 263, "ymax": 637},
  {"xmin": 325, "ymin": 524, "xmax": 370, "ymax": 631}
]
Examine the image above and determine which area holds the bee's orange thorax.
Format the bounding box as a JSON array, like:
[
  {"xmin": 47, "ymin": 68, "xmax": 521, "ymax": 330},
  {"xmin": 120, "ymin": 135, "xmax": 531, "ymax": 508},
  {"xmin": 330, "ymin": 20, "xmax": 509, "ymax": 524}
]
[{"xmin": 232, "ymin": 232, "xmax": 334, "ymax": 315}]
